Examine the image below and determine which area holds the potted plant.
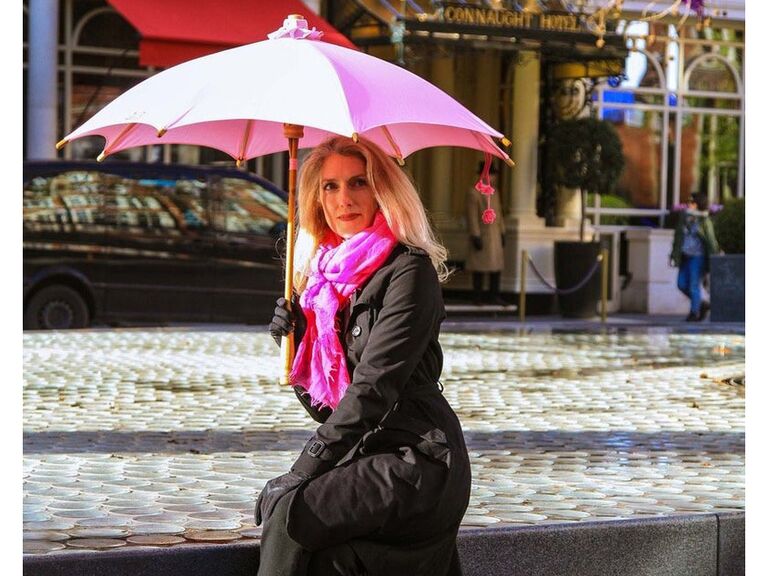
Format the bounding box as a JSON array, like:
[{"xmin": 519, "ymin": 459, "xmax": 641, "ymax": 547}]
[
  {"xmin": 545, "ymin": 117, "xmax": 626, "ymax": 317},
  {"xmin": 710, "ymin": 198, "xmax": 745, "ymax": 322}
]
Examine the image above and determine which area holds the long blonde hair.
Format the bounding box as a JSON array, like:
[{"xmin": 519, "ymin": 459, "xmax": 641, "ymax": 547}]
[{"xmin": 292, "ymin": 136, "xmax": 449, "ymax": 293}]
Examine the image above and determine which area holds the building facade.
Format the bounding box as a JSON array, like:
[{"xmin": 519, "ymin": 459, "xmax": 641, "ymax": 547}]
[{"xmin": 23, "ymin": 0, "xmax": 745, "ymax": 311}]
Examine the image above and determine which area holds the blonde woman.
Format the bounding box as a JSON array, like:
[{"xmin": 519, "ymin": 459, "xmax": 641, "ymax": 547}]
[{"xmin": 260, "ymin": 136, "xmax": 471, "ymax": 576}]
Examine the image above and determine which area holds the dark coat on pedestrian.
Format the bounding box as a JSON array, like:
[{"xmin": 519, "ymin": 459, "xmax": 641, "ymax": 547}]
[
  {"xmin": 671, "ymin": 209, "xmax": 719, "ymax": 271},
  {"xmin": 266, "ymin": 243, "xmax": 472, "ymax": 576}
]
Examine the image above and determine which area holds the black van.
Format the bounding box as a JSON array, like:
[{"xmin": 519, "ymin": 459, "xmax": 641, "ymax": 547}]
[{"xmin": 23, "ymin": 161, "xmax": 288, "ymax": 330}]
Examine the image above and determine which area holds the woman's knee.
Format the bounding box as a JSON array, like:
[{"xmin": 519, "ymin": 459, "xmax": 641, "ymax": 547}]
[{"xmin": 259, "ymin": 493, "xmax": 301, "ymax": 553}]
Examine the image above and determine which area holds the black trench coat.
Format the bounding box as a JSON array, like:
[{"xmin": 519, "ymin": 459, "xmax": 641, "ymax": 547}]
[{"xmin": 281, "ymin": 244, "xmax": 472, "ymax": 576}]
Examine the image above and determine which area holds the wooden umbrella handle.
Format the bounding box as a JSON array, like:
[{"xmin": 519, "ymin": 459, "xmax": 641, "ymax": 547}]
[{"xmin": 280, "ymin": 124, "xmax": 304, "ymax": 385}]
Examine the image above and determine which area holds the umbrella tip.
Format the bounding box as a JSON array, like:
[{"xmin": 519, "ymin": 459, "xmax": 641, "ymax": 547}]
[
  {"xmin": 157, "ymin": 127, "xmax": 167, "ymax": 138},
  {"xmin": 55, "ymin": 138, "xmax": 68, "ymax": 151},
  {"xmin": 352, "ymin": 133, "xmax": 359, "ymax": 143},
  {"xmin": 236, "ymin": 158, "xmax": 244, "ymax": 168},
  {"xmin": 269, "ymin": 14, "xmax": 323, "ymax": 41},
  {"xmin": 501, "ymin": 137, "xmax": 511, "ymax": 147},
  {"xmin": 504, "ymin": 157, "xmax": 516, "ymax": 168},
  {"xmin": 97, "ymin": 152, "xmax": 107, "ymax": 162}
]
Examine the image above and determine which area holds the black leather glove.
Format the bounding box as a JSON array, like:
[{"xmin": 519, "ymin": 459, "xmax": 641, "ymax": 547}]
[
  {"xmin": 255, "ymin": 470, "xmax": 310, "ymax": 526},
  {"xmin": 268, "ymin": 296, "xmax": 306, "ymax": 348},
  {"xmin": 471, "ymin": 236, "xmax": 483, "ymax": 251},
  {"xmin": 501, "ymin": 234, "xmax": 505, "ymax": 247}
]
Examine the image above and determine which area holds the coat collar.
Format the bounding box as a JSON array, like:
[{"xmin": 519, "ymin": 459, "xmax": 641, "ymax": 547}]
[{"xmin": 349, "ymin": 243, "xmax": 423, "ymax": 308}]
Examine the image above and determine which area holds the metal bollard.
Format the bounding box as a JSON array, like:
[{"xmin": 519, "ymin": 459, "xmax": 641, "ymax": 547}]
[
  {"xmin": 600, "ymin": 248, "xmax": 609, "ymax": 324},
  {"xmin": 519, "ymin": 250, "xmax": 527, "ymax": 323}
]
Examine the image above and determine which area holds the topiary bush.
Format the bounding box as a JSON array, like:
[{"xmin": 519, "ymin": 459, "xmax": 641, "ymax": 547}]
[
  {"xmin": 546, "ymin": 117, "xmax": 625, "ymax": 240},
  {"xmin": 713, "ymin": 198, "xmax": 745, "ymax": 254}
]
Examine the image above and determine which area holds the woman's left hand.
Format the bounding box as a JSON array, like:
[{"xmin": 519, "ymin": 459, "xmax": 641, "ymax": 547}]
[
  {"xmin": 268, "ymin": 296, "xmax": 307, "ymax": 347},
  {"xmin": 255, "ymin": 470, "xmax": 310, "ymax": 525}
]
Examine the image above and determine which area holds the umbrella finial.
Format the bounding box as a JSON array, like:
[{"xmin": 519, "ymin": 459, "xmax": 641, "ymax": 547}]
[
  {"xmin": 268, "ymin": 15, "xmax": 324, "ymax": 40},
  {"xmin": 55, "ymin": 138, "xmax": 68, "ymax": 151}
]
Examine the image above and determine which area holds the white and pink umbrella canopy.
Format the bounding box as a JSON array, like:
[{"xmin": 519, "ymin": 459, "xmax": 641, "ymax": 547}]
[
  {"xmin": 60, "ymin": 17, "xmax": 511, "ymax": 163},
  {"xmin": 60, "ymin": 15, "xmax": 512, "ymax": 384}
]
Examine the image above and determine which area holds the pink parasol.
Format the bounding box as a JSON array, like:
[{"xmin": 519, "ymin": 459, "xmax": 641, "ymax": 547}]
[{"xmin": 58, "ymin": 14, "xmax": 513, "ymax": 383}]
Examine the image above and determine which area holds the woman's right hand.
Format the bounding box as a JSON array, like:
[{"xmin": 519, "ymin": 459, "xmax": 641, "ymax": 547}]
[{"xmin": 268, "ymin": 296, "xmax": 307, "ymax": 347}]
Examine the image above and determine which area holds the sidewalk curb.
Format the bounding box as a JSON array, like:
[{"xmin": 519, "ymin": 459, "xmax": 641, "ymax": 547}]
[{"xmin": 23, "ymin": 512, "xmax": 744, "ymax": 576}]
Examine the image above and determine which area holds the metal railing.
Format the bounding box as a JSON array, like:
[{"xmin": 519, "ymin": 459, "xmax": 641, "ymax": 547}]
[{"xmin": 519, "ymin": 248, "xmax": 610, "ymax": 324}]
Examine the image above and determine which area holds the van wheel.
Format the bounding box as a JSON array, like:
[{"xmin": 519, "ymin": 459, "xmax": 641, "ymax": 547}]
[{"xmin": 25, "ymin": 285, "xmax": 90, "ymax": 330}]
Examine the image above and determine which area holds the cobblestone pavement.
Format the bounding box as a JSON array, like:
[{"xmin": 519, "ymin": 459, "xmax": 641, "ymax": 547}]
[{"xmin": 23, "ymin": 328, "xmax": 745, "ymax": 555}]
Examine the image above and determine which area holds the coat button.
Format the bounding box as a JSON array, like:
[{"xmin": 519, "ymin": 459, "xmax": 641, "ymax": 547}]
[{"xmin": 351, "ymin": 325, "xmax": 362, "ymax": 337}]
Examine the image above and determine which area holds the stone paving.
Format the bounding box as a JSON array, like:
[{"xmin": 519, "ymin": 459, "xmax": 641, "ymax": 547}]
[{"xmin": 23, "ymin": 328, "xmax": 745, "ymax": 555}]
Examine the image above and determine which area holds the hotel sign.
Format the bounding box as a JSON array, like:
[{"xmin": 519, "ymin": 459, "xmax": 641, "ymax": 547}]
[
  {"xmin": 392, "ymin": 2, "xmax": 627, "ymax": 51},
  {"xmin": 440, "ymin": 5, "xmax": 584, "ymax": 34}
]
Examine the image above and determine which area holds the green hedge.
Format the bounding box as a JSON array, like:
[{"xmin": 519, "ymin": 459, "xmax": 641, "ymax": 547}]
[{"xmin": 713, "ymin": 198, "xmax": 745, "ymax": 254}]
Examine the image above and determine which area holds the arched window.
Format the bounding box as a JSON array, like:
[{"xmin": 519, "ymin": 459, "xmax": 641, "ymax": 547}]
[
  {"xmin": 72, "ymin": 6, "xmax": 138, "ymax": 56},
  {"xmin": 593, "ymin": 44, "xmax": 673, "ymax": 217},
  {"xmin": 64, "ymin": 3, "xmax": 149, "ymax": 161},
  {"xmin": 679, "ymin": 50, "xmax": 744, "ymax": 204}
]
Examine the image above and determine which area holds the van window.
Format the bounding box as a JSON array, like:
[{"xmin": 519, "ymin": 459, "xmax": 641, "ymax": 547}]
[
  {"xmin": 213, "ymin": 177, "xmax": 287, "ymax": 235},
  {"xmin": 24, "ymin": 175, "xmax": 73, "ymax": 233},
  {"xmin": 23, "ymin": 170, "xmax": 210, "ymax": 236}
]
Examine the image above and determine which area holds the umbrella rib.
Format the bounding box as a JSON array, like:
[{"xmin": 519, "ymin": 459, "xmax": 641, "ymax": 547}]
[
  {"xmin": 97, "ymin": 123, "xmax": 138, "ymax": 161},
  {"xmin": 380, "ymin": 126, "xmax": 405, "ymax": 166},
  {"xmin": 472, "ymin": 131, "xmax": 515, "ymax": 167},
  {"xmin": 236, "ymin": 120, "xmax": 254, "ymax": 167}
]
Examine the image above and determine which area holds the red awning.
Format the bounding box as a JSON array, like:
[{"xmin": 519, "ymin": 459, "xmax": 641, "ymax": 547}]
[{"xmin": 108, "ymin": 0, "xmax": 357, "ymax": 68}]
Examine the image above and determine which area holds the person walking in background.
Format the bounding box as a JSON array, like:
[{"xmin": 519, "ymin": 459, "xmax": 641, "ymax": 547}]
[
  {"xmin": 261, "ymin": 136, "xmax": 471, "ymax": 576},
  {"xmin": 465, "ymin": 161, "xmax": 507, "ymax": 305},
  {"xmin": 671, "ymin": 192, "xmax": 720, "ymax": 321}
]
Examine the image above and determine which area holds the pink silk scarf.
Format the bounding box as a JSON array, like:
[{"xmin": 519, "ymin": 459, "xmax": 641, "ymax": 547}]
[{"xmin": 290, "ymin": 211, "xmax": 398, "ymax": 409}]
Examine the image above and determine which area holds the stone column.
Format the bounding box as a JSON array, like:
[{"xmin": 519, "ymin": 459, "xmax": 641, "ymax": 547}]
[
  {"xmin": 475, "ymin": 53, "xmax": 500, "ymax": 137},
  {"xmin": 429, "ymin": 55, "xmax": 454, "ymax": 222},
  {"xmin": 507, "ymin": 51, "xmax": 542, "ymax": 225},
  {"xmin": 431, "ymin": 52, "xmax": 509, "ymax": 292},
  {"xmin": 27, "ymin": 0, "xmax": 59, "ymax": 159},
  {"xmin": 500, "ymin": 51, "xmax": 580, "ymax": 296}
]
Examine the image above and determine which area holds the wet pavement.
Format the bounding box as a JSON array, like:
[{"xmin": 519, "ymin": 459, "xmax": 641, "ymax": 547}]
[{"xmin": 23, "ymin": 326, "xmax": 745, "ymax": 555}]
